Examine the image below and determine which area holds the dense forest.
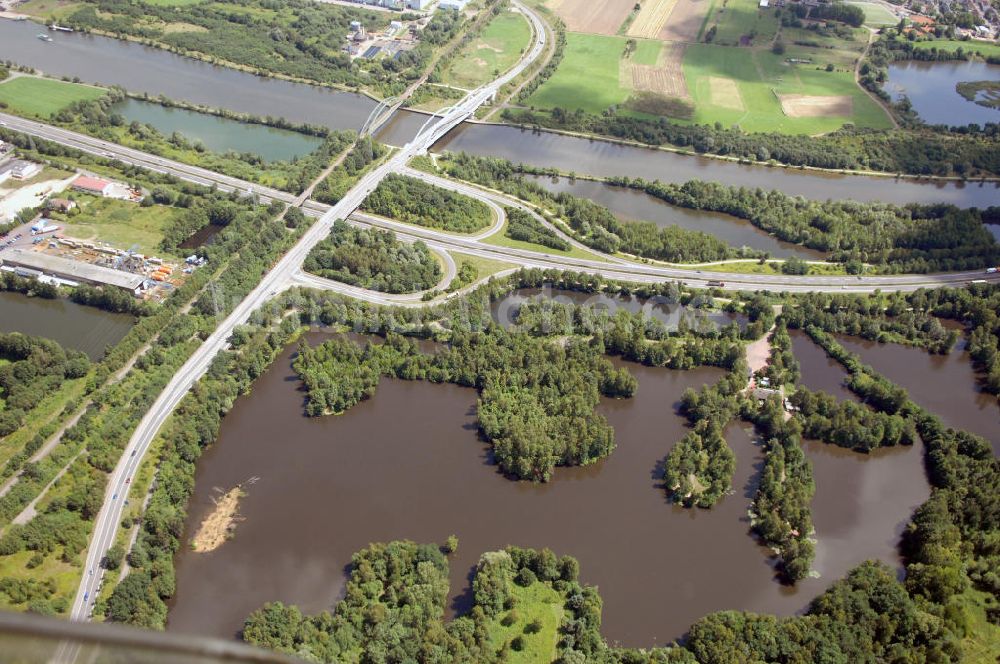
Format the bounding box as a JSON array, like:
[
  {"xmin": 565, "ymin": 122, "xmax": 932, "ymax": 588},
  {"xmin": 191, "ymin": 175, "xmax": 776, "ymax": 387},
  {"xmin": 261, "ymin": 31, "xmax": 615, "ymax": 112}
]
[
  {"xmin": 791, "ymin": 386, "xmax": 917, "ymax": 452},
  {"xmin": 58, "ymin": 0, "xmax": 470, "ymax": 96},
  {"xmin": 503, "ymin": 207, "xmax": 571, "ymax": 251},
  {"xmin": 499, "ymin": 107, "xmax": 1000, "ymax": 177},
  {"xmin": 303, "ymin": 220, "xmax": 441, "ymax": 293},
  {"xmin": 0, "ymin": 333, "xmax": 90, "ymax": 438},
  {"xmin": 663, "ymin": 423, "xmax": 736, "ymax": 508},
  {"xmin": 362, "ymin": 174, "xmax": 493, "ymax": 234}
]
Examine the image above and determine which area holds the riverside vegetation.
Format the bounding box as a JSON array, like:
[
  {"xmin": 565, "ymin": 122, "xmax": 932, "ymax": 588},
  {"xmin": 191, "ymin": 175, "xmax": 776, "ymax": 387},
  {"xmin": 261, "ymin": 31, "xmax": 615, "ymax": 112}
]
[
  {"xmin": 431, "ymin": 152, "xmax": 1000, "ymax": 271},
  {"xmin": 303, "ymin": 221, "xmax": 442, "ymax": 294},
  {"xmin": 51, "ymin": 0, "xmax": 469, "ymax": 96}
]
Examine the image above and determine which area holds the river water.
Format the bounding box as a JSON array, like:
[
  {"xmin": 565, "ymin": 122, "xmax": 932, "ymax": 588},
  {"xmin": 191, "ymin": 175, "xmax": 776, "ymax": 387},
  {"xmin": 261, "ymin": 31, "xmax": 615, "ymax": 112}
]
[
  {"xmin": 526, "ymin": 175, "xmax": 825, "ymax": 259},
  {"xmin": 168, "ymin": 329, "xmax": 929, "ymax": 646},
  {"xmin": 886, "ymin": 60, "xmax": 1000, "ymax": 127},
  {"xmin": 0, "ymin": 19, "xmax": 375, "ymax": 130},
  {"xmin": 0, "ymin": 291, "xmax": 133, "ymax": 359},
  {"xmin": 112, "ymin": 99, "xmax": 323, "ymax": 162},
  {"xmin": 2, "ymin": 18, "xmax": 996, "ymax": 208},
  {"xmin": 429, "ymin": 118, "xmax": 1000, "ymax": 208}
]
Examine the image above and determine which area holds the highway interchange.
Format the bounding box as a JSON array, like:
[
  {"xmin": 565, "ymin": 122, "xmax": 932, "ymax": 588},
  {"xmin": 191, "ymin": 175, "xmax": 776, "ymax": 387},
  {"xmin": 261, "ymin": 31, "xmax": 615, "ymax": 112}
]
[{"xmin": 0, "ymin": 0, "xmax": 996, "ymax": 642}]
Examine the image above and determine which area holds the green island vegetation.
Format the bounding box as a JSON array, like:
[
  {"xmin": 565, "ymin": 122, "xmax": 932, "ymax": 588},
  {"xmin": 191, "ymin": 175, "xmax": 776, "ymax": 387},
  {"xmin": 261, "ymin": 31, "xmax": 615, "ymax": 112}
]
[
  {"xmin": 0, "ymin": 333, "xmax": 90, "ymax": 439},
  {"xmin": 361, "ymin": 173, "xmax": 494, "ymax": 233},
  {"xmin": 792, "ymin": 387, "xmax": 917, "ymax": 452},
  {"xmin": 43, "ymin": 0, "xmax": 469, "ymax": 96},
  {"xmin": 313, "ymin": 137, "xmax": 389, "ymax": 205},
  {"xmin": 0, "ymin": 76, "xmax": 105, "ymax": 118},
  {"xmin": 3, "ymin": 83, "xmax": 356, "ymax": 194},
  {"xmin": 243, "ymin": 542, "xmax": 581, "ymax": 663},
  {"xmin": 302, "ymin": 220, "xmax": 441, "ymax": 294},
  {"xmin": 293, "ymin": 329, "xmax": 633, "ymax": 481},
  {"xmin": 663, "ymin": 423, "xmax": 736, "ymax": 508},
  {"xmin": 430, "ymin": 152, "xmax": 1000, "ymax": 271},
  {"xmin": 956, "ymin": 80, "xmax": 1000, "ymax": 110},
  {"xmin": 0, "ymin": 128, "xmax": 324, "ymax": 616}
]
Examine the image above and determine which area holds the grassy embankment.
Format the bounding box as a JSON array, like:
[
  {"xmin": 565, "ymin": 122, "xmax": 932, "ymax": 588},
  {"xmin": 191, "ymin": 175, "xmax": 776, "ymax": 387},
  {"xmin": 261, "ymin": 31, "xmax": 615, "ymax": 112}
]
[{"xmin": 0, "ymin": 77, "xmax": 104, "ymax": 117}]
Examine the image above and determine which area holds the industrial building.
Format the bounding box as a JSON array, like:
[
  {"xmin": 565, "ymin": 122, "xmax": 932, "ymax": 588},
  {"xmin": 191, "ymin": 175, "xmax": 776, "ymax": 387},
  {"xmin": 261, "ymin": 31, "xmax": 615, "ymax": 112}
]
[
  {"xmin": 71, "ymin": 175, "xmax": 114, "ymax": 197},
  {"xmin": 0, "ymin": 159, "xmax": 42, "ymax": 185},
  {"xmin": 0, "ymin": 248, "xmax": 146, "ymax": 294}
]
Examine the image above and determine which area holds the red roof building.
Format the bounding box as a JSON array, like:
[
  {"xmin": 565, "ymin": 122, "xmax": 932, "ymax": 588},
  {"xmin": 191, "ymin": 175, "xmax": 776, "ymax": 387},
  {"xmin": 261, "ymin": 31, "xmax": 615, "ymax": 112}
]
[{"xmin": 71, "ymin": 175, "xmax": 113, "ymax": 196}]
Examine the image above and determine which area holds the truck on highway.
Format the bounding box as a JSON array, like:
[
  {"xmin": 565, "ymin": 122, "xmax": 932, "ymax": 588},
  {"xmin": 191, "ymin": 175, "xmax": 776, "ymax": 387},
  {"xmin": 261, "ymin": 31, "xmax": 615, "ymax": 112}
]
[{"xmin": 706, "ymin": 280, "xmax": 726, "ymax": 288}]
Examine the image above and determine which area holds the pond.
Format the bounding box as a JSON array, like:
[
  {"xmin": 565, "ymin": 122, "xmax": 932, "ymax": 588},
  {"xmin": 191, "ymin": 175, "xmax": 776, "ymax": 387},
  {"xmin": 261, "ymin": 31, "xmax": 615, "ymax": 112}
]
[
  {"xmin": 0, "ymin": 291, "xmax": 133, "ymax": 360},
  {"xmin": 167, "ymin": 330, "xmax": 929, "ymax": 646},
  {"xmin": 886, "ymin": 60, "xmax": 1000, "ymax": 127},
  {"xmin": 112, "ymin": 99, "xmax": 324, "ymax": 163}
]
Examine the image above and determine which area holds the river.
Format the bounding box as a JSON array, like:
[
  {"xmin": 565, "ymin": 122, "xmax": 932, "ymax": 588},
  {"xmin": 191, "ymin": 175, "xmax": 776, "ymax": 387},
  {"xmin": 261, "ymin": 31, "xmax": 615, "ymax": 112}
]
[
  {"xmin": 428, "ymin": 118, "xmax": 1000, "ymax": 208},
  {"xmin": 167, "ymin": 329, "xmax": 929, "ymax": 646},
  {"xmin": 886, "ymin": 60, "xmax": 1000, "ymax": 128},
  {"xmin": 112, "ymin": 99, "xmax": 324, "ymax": 163},
  {"xmin": 0, "ymin": 291, "xmax": 133, "ymax": 360},
  {"xmin": 0, "ymin": 19, "xmax": 375, "ymax": 131},
  {"xmin": 3, "ymin": 17, "xmax": 998, "ymax": 207}
]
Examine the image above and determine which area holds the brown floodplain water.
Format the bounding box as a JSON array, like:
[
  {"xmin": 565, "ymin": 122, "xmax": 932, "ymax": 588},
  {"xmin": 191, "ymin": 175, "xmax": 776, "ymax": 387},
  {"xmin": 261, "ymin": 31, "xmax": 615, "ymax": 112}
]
[
  {"xmin": 168, "ymin": 330, "xmax": 930, "ymax": 646},
  {"xmin": 835, "ymin": 335, "xmax": 1000, "ymax": 454}
]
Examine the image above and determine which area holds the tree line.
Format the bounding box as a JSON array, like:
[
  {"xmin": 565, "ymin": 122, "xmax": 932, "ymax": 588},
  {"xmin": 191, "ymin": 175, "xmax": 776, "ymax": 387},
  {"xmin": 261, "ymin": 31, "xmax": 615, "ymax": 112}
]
[
  {"xmin": 303, "ymin": 220, "xmax": 441, "ymax": 294},
  {"xmin": 503, "ymin": 207, "xmax": 571, "ymax": 251}
]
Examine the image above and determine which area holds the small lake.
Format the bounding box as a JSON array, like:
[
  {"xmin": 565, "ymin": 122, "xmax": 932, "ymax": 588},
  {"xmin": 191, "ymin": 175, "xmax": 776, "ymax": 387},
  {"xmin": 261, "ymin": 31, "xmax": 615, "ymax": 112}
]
[
  {"xmin": 526, "ymin": 175, "xmax": 825, "ymax": 260},
  {"xmin": 0, "ymin": 19, "xmax": 375, "ymax": 131},
  {"xmin": 168, "ymin": 329, "xmax": 929, "ymax": 646},
  {"xmin": 886, "ymin": 60, "xmax": 1000, "ymax": 127},
  {"xmin": 113, "ymin": 99, "xmax": 324, "ymax": 163},
  {"xmin": 0, "ymin": 291, "xmax": 133, "ymax": 360}
]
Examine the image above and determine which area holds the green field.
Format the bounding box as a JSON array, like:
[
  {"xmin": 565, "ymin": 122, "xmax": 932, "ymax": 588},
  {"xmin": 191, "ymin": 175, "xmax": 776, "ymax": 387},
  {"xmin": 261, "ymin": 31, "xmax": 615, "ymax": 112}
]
[
  {"xmin": 51, "ymin": 196, "xmax": 184, "ymax": 257},
  {"xmin": 709, "ymin": 0, "xmax": 780, "ymax": 46},
  {"xmin": 845, "ymin": 1, "xmax": 899, "ymax": 27},
  {"xmin": 447, "ymin": 251, "xmax": 516, "ymax": 280},
  {"xmin": 910, "ymin": 38, "xmax": 1000, "ymax": 58},
  {"xmin": 444, "ymin": 10, "xmax": 533, "ymax": 89},
  {"xmin": 526, "ymin": 32, "xmax": 661, "ymax": 114},
  {"xmin": 16, "ymin": 0, "xmax": 83, "ymax": 20},
  {"xmin": 682, "ymin": 44, "xmax": 893, "ymax": 133},
  {"xmin": 0, "ymin": 77, "xmax": 105, "ymax": 119},
  {"xmin": 486, "ymin": 582, "xmax": 565, "ymax": 664}
]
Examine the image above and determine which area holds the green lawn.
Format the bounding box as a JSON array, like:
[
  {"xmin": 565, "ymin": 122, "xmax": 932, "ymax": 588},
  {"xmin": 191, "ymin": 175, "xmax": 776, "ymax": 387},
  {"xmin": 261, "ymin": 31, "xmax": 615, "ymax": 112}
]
[
  {"xmin": 16, "ymin": 0, "xmax": 84, "ymax": 20},
  {"xmin": 632, "ymin": 39, "xmax": 662, "ymax": 66},
  {"xmin": 682, "ymin": 44, "xmax": 893, "ymax": 133},
  {"xmin": 487, "ymin": 582, "xmax": 565, "ymax": 664},
  {"xmin": 444, "ymin": 10, "xmax": 532, "ymax": 89},
  {"xmin": 910, "ymin": 38, "xmax": 1000, "ymax": 58},
  {"xmin": 845, "ymin": 1, "xmax": 899, "ymax": 27},
  {"xmin": 710, "ymin": 0, "xmax": 780, "ymax": 46},
  {"xmin": 482, "ymin": 219, "xmax": 610, "ymax": 262},
  {"xmin": 527, "ymin": 32, "xmax": 656, "ymax": 114},
  {"xmin": 0, "ymin": 77, "xmax": 105, "ymax": 119},
  {"xmin": 447, "ymin": 251, "xmax": 517, "ymax": 280},
  {"xmin": 50, "ymin": 196, "xmax": 184, "ymax": 257}
]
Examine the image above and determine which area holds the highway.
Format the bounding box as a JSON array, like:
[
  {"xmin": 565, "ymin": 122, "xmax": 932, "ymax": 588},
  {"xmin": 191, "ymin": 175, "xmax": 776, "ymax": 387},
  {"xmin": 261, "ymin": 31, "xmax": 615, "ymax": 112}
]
[{"xmin": 62, "ymin": 0, "xmax": 550, "ymax": 631}]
